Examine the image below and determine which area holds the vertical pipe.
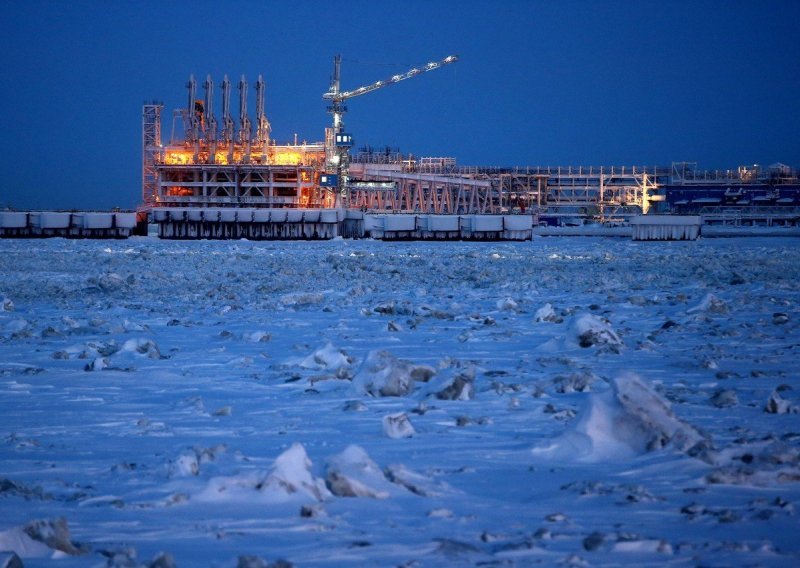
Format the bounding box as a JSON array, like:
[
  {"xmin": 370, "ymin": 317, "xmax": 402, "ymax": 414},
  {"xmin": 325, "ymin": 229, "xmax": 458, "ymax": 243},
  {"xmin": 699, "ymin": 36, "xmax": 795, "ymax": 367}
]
[
  {"xmin": 221, "ymin": 74, "xmax": 234, "ymax": 162},
  {"xmin": 204, "ymin": 75, "xmax": 217, "ymax": 163},
  {"xmin": 238, "ymin": 75, "xmax": 252, "ymax": 163}
]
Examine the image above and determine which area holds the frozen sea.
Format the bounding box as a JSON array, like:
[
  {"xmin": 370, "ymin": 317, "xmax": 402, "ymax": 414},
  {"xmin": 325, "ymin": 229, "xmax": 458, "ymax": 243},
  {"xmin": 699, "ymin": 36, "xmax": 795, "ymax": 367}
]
[{"xmin": 1, "ymin": 236, "xmax": 799, "ymax": 567}]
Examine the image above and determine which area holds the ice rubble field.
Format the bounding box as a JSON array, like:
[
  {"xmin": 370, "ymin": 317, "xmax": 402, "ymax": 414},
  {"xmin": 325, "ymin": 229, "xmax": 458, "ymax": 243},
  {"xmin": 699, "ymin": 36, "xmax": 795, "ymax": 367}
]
[{"xmin": 1, "ymin": 236, "xmax": 799, "ymax": 567}]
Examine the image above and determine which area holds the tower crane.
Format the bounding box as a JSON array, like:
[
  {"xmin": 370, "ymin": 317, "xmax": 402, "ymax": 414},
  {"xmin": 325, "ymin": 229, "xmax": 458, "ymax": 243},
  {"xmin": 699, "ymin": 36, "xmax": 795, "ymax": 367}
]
[{"xmin": 322, "ymin": 54, "xmax": 458, "ymax": 202}]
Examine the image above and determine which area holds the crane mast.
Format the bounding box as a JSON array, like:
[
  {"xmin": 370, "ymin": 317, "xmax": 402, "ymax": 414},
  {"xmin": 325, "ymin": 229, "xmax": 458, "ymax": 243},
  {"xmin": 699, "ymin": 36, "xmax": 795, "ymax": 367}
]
[{"xmin": 322, "ymin": 54, "xmax": 458, "ymax": 203}]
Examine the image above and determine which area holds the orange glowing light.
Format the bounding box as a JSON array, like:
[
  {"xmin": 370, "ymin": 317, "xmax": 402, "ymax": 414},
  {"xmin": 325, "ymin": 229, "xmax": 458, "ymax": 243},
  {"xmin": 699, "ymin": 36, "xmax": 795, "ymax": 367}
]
[
  {"xmin": 165, "ymin": 152, "xmax": 192, "ymax": 165},
  {"xmin": 167, "ymin": 186, "xmax": 193, "ymax": 196},
  {"xmin": 272, "ymin": 151, "xmax": 303, "ymax": 166}
]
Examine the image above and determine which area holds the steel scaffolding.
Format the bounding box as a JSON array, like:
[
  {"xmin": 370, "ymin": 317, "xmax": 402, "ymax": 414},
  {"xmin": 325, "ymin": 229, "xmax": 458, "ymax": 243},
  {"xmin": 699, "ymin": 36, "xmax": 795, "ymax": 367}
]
[{"xmin": 142, "ymin": 103, "xmax": 164, "ymax": 207}]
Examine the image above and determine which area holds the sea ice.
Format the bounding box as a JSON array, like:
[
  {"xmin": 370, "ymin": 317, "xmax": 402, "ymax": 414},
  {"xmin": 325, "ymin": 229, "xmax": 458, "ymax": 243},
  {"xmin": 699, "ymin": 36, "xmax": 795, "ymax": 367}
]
[
  {"xmin": 1, "ymin": 237, "xmax": 799, "ymax": 566},
  {"xmin": 534, "ymin": 372, "xmax": 706, "ymax": 461}
]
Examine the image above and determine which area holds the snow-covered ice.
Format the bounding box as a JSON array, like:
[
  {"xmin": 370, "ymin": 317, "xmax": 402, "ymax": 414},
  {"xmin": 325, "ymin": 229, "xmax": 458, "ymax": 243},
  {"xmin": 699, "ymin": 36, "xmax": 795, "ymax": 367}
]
[{"xmin": 1, "ymin": 236, "xmax": 799, "ymax": 566}]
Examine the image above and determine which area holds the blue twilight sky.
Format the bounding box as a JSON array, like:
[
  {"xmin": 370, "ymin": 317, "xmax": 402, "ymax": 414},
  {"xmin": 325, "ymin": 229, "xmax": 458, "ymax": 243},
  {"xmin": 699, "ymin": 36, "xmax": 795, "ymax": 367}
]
[{"xmin": 1, "ymin": 0, "xmax": 799, "ymax": 210}]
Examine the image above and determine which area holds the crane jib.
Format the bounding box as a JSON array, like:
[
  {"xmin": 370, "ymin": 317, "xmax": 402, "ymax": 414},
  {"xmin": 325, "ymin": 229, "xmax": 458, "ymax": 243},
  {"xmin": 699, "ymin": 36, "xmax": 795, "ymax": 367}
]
[{"xmin": 322, "ymin": 55, "xmax": 458, "ymax": 102}]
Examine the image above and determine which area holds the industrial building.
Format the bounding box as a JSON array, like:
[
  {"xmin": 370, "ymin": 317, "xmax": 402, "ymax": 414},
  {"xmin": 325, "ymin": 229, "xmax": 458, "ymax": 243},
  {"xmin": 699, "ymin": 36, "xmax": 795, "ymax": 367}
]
[
  {"xmin": 4, "ymin": 54, "xmax": 796, "ymax": 241},
  {"xmin": 143, "ymin": 74, "xmax": 333, "ymax": 211},
  {"xmin": 138, "ymin": 54, "xmax": 799, "ymax": 240}
]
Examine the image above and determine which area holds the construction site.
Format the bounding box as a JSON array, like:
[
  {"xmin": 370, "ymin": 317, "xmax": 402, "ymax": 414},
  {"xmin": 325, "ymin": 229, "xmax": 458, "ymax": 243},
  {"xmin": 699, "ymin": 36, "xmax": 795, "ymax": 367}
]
[{"xmin": 2, "ymin": 55, "xmax": 799, "ymax": 240}]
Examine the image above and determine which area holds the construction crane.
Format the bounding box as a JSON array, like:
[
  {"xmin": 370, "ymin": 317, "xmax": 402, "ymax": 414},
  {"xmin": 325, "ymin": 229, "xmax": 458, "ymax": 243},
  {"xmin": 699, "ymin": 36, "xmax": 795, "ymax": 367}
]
[{"xmin": 322, "ymin": 54, "xmax": 458, "ymax": 202}]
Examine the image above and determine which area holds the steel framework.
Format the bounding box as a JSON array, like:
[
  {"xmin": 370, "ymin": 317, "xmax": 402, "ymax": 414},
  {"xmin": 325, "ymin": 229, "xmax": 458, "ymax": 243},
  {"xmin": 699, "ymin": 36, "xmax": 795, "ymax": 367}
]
[
  {"xmin": 322, "ymin": 55, "xmax": 457, "ymax": 200},
  {"xmin": 350, "ymin": 164, "xmax": 498, "ymax": 214},
  {"xmin": 149, "ymin": 75, "xmax": 332, "ymax": 210},
  {"xmin": 142, "ymin": 103, "xmax": 164, "ymax": 207}
]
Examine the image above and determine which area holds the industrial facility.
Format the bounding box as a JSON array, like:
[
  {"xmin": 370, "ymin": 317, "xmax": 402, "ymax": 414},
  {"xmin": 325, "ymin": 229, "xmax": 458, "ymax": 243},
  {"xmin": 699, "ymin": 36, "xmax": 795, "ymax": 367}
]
[
  {"xmin": 1, "ymin": 54, "xmax": 798, "ymax": 240},
  {"xmin": 137, "ymin": 54, "xmax": 799, "ymax": 240}
]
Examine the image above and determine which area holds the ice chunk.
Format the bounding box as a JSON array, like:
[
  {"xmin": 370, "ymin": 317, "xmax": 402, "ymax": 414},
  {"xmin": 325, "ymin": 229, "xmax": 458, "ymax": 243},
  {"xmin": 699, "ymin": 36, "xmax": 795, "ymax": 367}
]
[
  {"xmin": 384, "ymin": 464, "xmax": 453, "ymax": 497},
  {"xmin": 352, "ymin": 350, "xmax": 421, "ymax": 397},
  {"xmin": 533, "ymin": 373, "xmax": 706, "ymax": 462},
  {"xmin": 244, "ymin": 331, "xmax": 272, "ymax": 343},
  {"xmin": 173, "ymin": 453, "xmax": 199, "ymax": 477},
  {"xmin": 568, "ymin": 314, "xmax": 622, "ymax": 350},
  {"xmin": 435, "ymin": 372, "xmax": 475, "ymax": 401},
  {"xmin": 325, "ymin": 445, "xmax": 397, "ymax": 498},
  {"xmin": 534, "ymin": 303, "xmax": 558, "ymax": 323},
  {"xmin": 85, "ymin": 357, "xmax": 110, "ymax": 372},
  {"xmin": 170, "ymin": 445, "xmax": 226, "ymax": 477},
  {"xmin": 410, "ymin": 365, "xmax": 436, "ymax": 383},
  {"xmin": 687, "ymin": 293, "xmax": 728, "ymax": 315},
  {"xmin": 121, "ymin": 338, "xmax": 164, "ymax": 360},
  {"xmin": 383, "ymin": 412, "xmax": 416, "ymax": 438},
  {"xmin": 81, "ymin": 340, "xmax": 120, "ymax": 358},
  {"xmin": 765, "ymin": 389, "xmax": 798, "ymax": 414},
  {"xmin": 97, "ymin": 273, "xmax": 127, "ymax": 291},
  {"xmin": 198, "ymin": 443, "xmax": 328, "ymax": 503},
  {"xmin": 496, "ymin": 297, "xmax": 518, "ymax": 311},
  {"xmin": 553, "ymin": 372, "xmax": 598, "ymax": 393},
  {"xmin": 22, "ymin": 518, "xmax": 85, "ymax": 556},
  {"xmin": 120, "ymin": 319, "xmax": 147, "ymax": 332},
  {"xmin": 299, "ymin": 343, "xmax": 353, "ymax": 371},
  {"xmin": 255, "ymin": 443, "xmax": 330, "ymax": 502}
]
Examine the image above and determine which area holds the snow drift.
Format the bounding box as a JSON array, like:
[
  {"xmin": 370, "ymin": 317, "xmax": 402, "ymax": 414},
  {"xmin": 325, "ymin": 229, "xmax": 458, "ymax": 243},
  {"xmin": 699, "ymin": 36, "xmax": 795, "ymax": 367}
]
[
  {"xmin": 533, "ymin": 373, "xmax": 707, "ymax": 462},
  {"xmin": 197, "ymin": 443, "xmax": 329, "ymax": 503}
]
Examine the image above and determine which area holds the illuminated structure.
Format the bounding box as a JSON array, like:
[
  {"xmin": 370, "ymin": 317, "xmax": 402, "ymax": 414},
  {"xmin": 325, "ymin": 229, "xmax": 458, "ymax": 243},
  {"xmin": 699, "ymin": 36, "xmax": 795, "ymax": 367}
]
[
  {"xmin": 142, "ymin": 74, "xmax": 332, "ymax": 210},
  {"xmin": 142, "ymin": 55, "xmax": 457, "ymax": 213},
  {"xmin": 322, "ymin": 55, "xmax": 458, "ymax": 201},
  {"xmin": 142, "ymin": 58, "xmax": 799, "ymax": 232}
]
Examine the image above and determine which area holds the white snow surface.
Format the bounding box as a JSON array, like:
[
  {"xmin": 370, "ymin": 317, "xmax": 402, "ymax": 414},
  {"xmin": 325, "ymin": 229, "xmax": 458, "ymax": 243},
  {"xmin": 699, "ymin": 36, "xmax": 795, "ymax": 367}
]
[{"xmin": 1, "ymin": 236, "xmax": 799, "ymax": 567}]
